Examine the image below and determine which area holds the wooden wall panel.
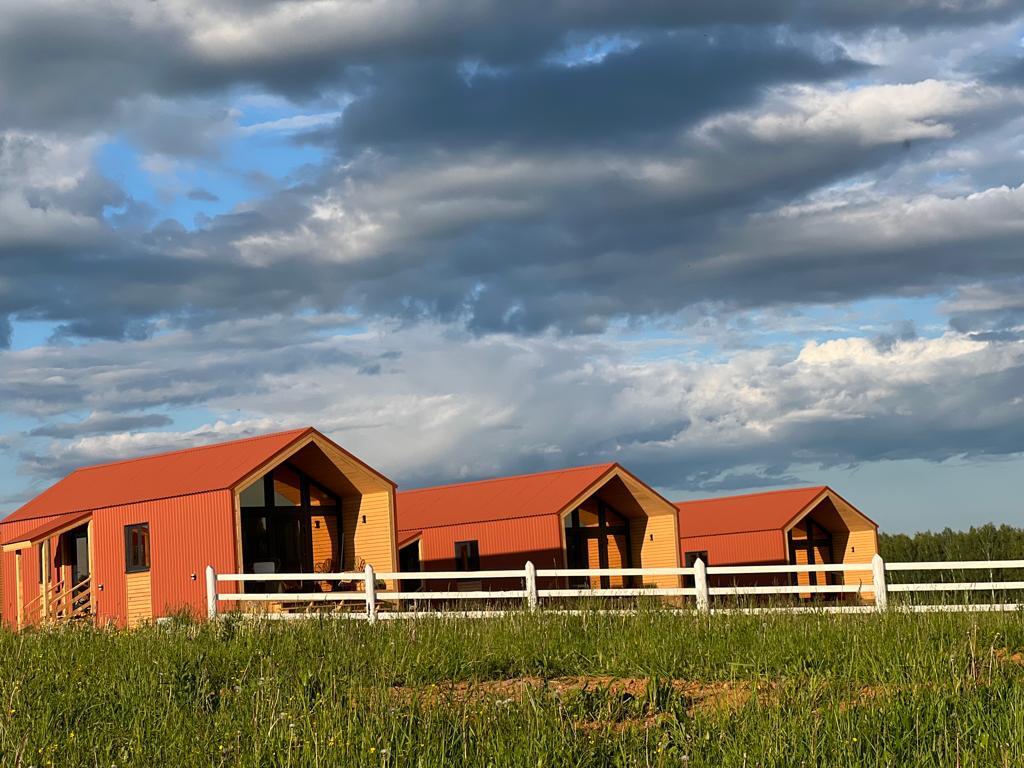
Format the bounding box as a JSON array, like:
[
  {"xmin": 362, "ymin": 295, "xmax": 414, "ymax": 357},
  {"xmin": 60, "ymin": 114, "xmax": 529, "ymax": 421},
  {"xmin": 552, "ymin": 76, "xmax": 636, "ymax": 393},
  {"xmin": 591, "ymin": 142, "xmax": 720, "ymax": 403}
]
[
  {"xmin": 342, "ymin": 490, "xmax": 397, "ymax": 588},
  {"xmin": 835, "ymin": 528, "xmax": 877, "ymax": 599},
  {"xmin": 608, "ymin": 533, "xmax": 627, "ymax": 588},
  {"xmin": 587, "ymin": 538, "xmax": 601, "ymax": 589},
  {"xmin": 311, "ymin": 514, "xmax": 339, "ymax": 569},
  {"xmin": 635, "ymin": 513, "xmax": 680, "ymax": 589},
  {"xmin": 125, "ymin": 571, "xmax": 152, "ymax": 628}
]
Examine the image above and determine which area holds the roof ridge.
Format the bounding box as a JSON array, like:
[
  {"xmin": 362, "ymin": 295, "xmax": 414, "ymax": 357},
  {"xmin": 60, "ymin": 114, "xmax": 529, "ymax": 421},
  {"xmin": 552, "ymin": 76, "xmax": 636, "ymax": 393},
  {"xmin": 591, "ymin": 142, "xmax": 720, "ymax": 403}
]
[
  {"xmin": 73, "ymin": 427, "xmax": 311, "ymax": 473},
  {"xmin": 674, "ymin": 485, "xmax": 827, "ymax": 507},
  {"xmin": 399, "ymin": 462, "xmax": 616, "ymax": 495}
]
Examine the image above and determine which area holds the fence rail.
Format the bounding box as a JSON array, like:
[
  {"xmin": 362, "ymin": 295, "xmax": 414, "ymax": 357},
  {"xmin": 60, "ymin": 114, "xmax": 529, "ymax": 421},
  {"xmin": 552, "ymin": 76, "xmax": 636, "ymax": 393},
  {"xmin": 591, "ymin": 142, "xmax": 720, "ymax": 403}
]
[{"xmin": 205, "ymin": 555, "xmax": 1024, "ymax": 621}]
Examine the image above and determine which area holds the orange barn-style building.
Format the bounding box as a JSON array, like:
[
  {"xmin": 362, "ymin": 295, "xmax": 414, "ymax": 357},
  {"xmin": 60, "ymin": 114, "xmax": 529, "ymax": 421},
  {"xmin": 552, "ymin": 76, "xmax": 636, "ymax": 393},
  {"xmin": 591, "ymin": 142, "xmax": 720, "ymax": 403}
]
[
  {"xmin": 0, "ymin": 428, "xmax": 397, "ymax": 628},
  {"xmin": 675, "ymin": 486, "xmax": 880, "ymax": 594},
  {"xmin": 396, "ymin": 464, "xmax": 681, "ymax": 589},
  {"xmin": 0, "ymin": 426, "xmax": 884, "ymax": 628}
]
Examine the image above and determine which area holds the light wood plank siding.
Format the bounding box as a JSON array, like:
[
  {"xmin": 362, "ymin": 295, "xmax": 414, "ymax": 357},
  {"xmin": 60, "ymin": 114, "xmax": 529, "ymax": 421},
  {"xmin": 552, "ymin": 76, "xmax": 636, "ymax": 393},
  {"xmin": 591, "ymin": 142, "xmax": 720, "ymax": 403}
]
[
  {"xmin": 834, "ymin": 528, "xmax": 877, "ymax": 598},
  {"xmin": 125, "ymin": 571, "xmax": 152, "ymax": 628},
  {"xmin": 311, "ymin": 513, "xmax": 340, "ymax": 592},
  {"xmin": 342, "ymin": 490, "xmax": 397, "ymax": 579},
  {"xmin": 311, "ymin": 514, "xmax": 339, "ymax": 568},
  {"xmin": 634, "ymin": 513, "xmax": 680, "ymax": 589}
]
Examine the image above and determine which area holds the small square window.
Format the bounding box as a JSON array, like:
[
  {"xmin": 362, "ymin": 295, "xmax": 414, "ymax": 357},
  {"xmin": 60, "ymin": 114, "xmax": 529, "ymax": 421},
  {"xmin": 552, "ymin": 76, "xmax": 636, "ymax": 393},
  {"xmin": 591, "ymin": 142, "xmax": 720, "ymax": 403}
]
[
  {"xmin": 124, "ymin": 523, "xmax": 151, "ymax": 573},
  {"xmin": 454, "ymin": 540, "xmax": 480, "ymax": 571}
]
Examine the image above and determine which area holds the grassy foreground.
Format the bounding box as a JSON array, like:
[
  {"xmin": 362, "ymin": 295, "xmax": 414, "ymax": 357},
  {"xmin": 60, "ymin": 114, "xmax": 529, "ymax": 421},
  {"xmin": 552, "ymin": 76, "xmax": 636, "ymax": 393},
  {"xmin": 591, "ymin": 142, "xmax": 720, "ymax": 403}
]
[{"xmin": 1, "ymin": 609, "xmax": 1023, "ymax": 767}]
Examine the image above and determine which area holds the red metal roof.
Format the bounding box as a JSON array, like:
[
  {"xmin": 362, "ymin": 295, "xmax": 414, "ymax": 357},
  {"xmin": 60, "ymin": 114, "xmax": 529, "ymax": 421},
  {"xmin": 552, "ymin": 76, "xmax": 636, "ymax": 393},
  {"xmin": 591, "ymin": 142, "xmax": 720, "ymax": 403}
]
[
  {"xmin": 397, "ymin": 463, "xmax": 616, "ymax": 531},
  {"xmin": 2, "ymin": 428, "xmax": 312, "ymax": 525},
  {"xmin": 5, "ymin": 510, "xmax": 91, "ymax": 546},
  {"xmin": 675, "ymin": 486, "xmax": 828, "ymax": 538}
]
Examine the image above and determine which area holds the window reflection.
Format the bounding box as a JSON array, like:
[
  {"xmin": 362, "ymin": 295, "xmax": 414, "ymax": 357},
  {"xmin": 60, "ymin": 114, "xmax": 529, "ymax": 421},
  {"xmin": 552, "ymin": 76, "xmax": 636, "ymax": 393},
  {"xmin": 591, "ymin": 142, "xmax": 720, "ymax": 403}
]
[
  {"xmin": 309, "ymin": 485, "xmax": 336, "ymax": 507},
  {"xmin": 273, "ymin": 467, "xmax": 301, "ymax": 506},
  {"xmin": 239, "ymin": 480, "xmax": 265, "ymax": 508}
]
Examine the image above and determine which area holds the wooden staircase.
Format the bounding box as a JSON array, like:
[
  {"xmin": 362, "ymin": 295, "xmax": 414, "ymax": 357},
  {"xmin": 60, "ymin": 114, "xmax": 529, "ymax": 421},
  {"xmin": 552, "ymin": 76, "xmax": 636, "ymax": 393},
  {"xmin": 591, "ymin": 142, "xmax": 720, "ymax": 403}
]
[{"xmin": 22, "ymin": 576, "xmax": 93, "ymax": 627}]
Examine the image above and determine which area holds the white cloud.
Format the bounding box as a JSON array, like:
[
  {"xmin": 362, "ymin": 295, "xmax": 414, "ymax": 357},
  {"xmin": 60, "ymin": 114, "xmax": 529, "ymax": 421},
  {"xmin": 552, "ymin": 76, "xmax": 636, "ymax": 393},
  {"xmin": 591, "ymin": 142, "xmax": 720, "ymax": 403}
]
[{"xmin": 5, "ymin": 317, "xmax": 1022, "ymax": 501}]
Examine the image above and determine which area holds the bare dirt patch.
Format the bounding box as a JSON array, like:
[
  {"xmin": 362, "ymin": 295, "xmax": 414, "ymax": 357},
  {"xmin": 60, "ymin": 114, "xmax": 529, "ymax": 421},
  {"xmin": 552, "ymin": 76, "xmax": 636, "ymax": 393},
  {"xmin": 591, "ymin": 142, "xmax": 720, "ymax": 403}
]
[
  {"xmin": 993, "ymin": 647, "xmax": 1024, "ymax": 666},
  {"xmin": 393, "ymin": 675, "xmax": 756, "ymax": 716}
]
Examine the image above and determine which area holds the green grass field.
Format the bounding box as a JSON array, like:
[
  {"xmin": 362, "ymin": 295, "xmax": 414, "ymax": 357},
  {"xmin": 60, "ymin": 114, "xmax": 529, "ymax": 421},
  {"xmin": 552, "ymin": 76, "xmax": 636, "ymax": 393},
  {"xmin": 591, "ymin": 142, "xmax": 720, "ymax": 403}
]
[{"xmin": 1, "ymin": 609, "xmax": 1023, "ymax": 767}]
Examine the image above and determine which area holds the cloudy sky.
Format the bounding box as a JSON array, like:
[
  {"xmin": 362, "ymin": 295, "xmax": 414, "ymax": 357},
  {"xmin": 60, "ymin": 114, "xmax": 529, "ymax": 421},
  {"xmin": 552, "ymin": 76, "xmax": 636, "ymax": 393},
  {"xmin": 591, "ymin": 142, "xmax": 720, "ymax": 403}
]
[{"xmin": 2, "ymin": 1, "xmax": 1023, "ymax": 532}]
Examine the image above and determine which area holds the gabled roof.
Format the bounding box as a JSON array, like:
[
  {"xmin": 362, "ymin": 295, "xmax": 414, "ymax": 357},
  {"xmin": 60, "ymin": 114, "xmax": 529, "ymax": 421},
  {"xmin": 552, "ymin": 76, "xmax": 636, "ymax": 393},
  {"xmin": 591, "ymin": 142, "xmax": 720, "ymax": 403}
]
[
  {"xmin": 397, "ymin": 463, "xmax": 617, "ymax": 531},
  {"xmin": 675, "ymin": 486, "xmax": 829, "ymax": 538},
  {"xmin": 2, "ymin": 428, "xmax": 314, "ymax": 525}
]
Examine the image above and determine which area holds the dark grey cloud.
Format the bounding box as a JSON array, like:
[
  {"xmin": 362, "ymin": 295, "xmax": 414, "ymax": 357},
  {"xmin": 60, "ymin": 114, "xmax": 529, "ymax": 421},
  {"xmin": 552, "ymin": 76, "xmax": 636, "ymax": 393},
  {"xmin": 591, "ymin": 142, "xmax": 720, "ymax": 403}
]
[
  {"xmin": 333, "ymin": 32, "xmax": 862, "ymax": 152},
  {"xmin": 0, "ymin": 0, "xmax": 1019, "ymax": 134},
  {"xmin": 1, "ymin": 0, "xmax": 1023, "ymax": 524}
]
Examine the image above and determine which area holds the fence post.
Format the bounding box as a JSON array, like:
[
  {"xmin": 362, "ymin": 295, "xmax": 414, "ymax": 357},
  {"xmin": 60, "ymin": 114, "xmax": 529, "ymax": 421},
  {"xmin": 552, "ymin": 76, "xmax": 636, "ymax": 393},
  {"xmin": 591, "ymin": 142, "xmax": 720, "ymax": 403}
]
[
  {"xmin": 205, "ymin": 565, "xmax": 218, "ymax": 620},
  {"xmin": 871, "ymin": 553, "xmax": 888, "ymax": 612},
  {"xmin": 694, "ymin": 557, "xmax": 710, "ymax": 613},
  {"xmin": 364, "ymin": 562, "xmax": 378, "ymax": 623},
  {"xmin": 524, "ymin": 561, "xmax": 539, "ymax": 611}
]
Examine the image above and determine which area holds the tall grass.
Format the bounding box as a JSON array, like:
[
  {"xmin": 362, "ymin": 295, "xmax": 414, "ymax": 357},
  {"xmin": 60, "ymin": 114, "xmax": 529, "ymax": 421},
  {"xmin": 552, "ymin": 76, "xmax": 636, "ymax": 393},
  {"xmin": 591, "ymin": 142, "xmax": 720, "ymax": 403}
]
[{"xmin": 1, "ymin": 609, "xmax": 1022, "ymax": 766}]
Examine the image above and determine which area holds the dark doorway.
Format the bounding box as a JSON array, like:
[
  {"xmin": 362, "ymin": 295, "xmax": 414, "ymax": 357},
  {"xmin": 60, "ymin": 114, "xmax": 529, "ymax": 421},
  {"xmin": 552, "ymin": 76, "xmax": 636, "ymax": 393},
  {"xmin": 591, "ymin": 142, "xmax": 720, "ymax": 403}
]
[
  {"xmin": 65, "ymin": 525, "xmax": 90, "ymax": 586},
  {"xmin": 398, "ymin": 540, "xmax": 422, "ymax": 592},
  {"xmin": 683, "ymin": 550, "xmax": 708, "ymax": 589}
]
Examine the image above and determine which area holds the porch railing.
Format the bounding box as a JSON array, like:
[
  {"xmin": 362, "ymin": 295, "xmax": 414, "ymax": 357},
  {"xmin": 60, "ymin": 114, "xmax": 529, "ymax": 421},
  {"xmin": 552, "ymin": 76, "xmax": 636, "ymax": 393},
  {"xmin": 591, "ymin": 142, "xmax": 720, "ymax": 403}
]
[
  {"xmin": 21, "ymin": 575, "xmax": 93, "ymax": 627},
  {"xmin": 206, "ymin": 555, "xmax": 1024, "ymax": 621}
]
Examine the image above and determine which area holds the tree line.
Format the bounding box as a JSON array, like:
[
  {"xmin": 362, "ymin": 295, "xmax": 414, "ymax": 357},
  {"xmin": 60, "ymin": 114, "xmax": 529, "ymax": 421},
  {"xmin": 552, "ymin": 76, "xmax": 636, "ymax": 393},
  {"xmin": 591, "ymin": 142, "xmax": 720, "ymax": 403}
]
[{"xmin": 879, "ymin": 524, "xmax": 1024, "ymax": 562}]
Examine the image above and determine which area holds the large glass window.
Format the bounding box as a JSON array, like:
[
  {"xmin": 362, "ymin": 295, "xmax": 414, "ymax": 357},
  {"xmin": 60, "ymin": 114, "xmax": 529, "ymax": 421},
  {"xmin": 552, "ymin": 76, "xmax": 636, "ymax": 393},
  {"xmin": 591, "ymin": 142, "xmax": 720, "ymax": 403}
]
[
  {"xmin": 124, "ymin": 523, "xmax": 151, "ymax": 573},
  {"xmin": 240, "ymin": 465, "xmax": 341, "ymax": 588},
  {"xmin": 273, "ymin": 466, "xmax": 302, "ymax": 506},
  {"xmin": 239, "ymin": 480, "xmax": 266, "ymax": 508}
]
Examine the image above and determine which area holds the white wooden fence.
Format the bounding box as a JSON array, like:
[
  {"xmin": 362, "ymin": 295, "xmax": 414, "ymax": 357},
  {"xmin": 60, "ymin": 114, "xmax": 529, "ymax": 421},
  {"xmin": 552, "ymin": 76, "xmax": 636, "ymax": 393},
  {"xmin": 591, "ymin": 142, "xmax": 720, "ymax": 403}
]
[{"xmin": 205, "ymin": 554, "xmax": 1024, "ymax": 621}]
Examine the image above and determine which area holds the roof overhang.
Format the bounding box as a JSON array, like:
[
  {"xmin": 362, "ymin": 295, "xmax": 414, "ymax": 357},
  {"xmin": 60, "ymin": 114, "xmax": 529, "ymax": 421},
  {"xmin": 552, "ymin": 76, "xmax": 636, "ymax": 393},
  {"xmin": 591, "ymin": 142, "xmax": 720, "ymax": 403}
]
[
  {"xmin": 2, "ymin": 511, "xmax": 91, "ymax": 551},
  {"xmin": 782, "ymin": 486, "xmax": 878, "ymax": 533},
  {"xmin": 397, "ymin": 530, "xmax": 423, "ymax": 549},
  {"xmin": 232, "ymin": 428, "xmax": 396, "ymax": 496},
  {"xmin": 557, "ymin": 464, "xmax": 679, "ymax": 520}
]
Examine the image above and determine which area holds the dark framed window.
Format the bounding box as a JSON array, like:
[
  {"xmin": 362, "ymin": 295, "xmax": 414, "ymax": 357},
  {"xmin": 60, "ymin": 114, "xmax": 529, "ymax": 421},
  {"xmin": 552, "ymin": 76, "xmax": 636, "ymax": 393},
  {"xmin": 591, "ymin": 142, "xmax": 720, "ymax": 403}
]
[
  {"xmin": 683, "ymin": 550, "xmax": 709, "ymax": 589},
  {"xmin": 124, "ymin": 523, "xmax": 151, "ymax": 573},
  {"xmin": 454, "ymin": 540, "xmax": 480, "ymax": 571}
]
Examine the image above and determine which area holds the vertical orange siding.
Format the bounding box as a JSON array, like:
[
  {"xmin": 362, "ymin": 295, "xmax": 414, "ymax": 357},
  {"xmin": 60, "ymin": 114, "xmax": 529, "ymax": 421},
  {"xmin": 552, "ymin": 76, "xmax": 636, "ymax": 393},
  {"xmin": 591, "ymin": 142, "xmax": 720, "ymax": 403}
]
[
  {"xmin": 418, "ymin": 515, "xmax": 564, "ymax": 573},
  {"xmin": 679, "ymin": 531, "xmax": 787, "ymax": 567},
  {"xmin": 91, "ymin": 490, "xmax": 236, "ymax": 627}
]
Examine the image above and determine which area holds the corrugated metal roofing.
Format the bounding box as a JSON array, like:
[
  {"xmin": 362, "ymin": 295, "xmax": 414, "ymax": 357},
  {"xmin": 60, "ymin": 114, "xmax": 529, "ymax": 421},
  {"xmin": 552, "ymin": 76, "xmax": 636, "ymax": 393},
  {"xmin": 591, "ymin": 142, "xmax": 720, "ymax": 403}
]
[
  {"xmin": 675, "ymin": 486, "xmax": 828, "ymax": 537},
  {"xmin": 2, "ymin": 428, "xmax": 311, "ymax": 525},
  {"xmin": 4, "ymin": 510, "xmax": 90, "ymax": 546},
  {"xmin": 397, "ymin": 463, "xmax": 616, "ymax": 531}
]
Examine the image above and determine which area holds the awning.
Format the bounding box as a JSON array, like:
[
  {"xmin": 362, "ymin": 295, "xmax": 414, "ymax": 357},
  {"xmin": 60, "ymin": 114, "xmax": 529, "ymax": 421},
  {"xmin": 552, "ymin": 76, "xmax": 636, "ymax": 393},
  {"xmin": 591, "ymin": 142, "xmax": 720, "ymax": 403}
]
[
  {"xmin": 2, "ymin": 511, "xmax": 91, "ymax": 552},
  {"xmin": 397, "ymin": 530, "xmax": 423, "ymax": 549}
]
